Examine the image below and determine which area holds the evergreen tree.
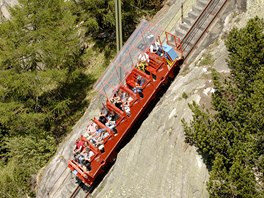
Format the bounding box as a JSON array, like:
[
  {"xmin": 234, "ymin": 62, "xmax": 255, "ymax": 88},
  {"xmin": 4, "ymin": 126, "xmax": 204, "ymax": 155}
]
[
  {"xmin": 0, "ymin": 0, "xmax": 88, "ymax": 197},
  {"xmin": 183, "ymin": 17, "xmax": 264, "ymax": 197},
  {"xmin": 0, "ymin": 0, "xmax": 80, "ymax": 71},
  {"xmin": 0, "ymin": 0, "xmax": 165, "ymax": 196}
]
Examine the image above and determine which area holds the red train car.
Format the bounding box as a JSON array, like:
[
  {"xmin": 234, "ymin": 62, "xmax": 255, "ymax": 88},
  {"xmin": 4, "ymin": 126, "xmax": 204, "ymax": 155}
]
[{"xmin": 68, "ymin": 23, "xmax": 183, "ymax": 187}]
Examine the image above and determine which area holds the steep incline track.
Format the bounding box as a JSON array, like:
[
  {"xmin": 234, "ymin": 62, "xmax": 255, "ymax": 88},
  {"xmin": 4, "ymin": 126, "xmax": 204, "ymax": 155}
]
[
  {"xmin": 69, "ymin": 185, "xmax": 81, "ymax": 198},
  {"xmin": 182, "ymin": 0, "xmax": 229, "ymax": 59}
]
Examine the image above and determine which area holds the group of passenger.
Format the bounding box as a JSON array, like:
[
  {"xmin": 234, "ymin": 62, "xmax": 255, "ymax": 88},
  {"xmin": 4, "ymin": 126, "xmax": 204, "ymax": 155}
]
[
  {"xmin": 136, "ymin": 40, "xmax": 163, "ymax": 72},
  {"xmin": 73, "ymin": 116, "xmax": 113, "ymax": 169},
  {"xmin": 110, "ymin": 89, "xmax": 133, "ymax": 117},
  {"xmin": 73, "ymin": 138, "xmax": 94, "ymax": 171},
  {"xmin": 72, "ymin": 39, "xmax": 164, "ymax": 172}
]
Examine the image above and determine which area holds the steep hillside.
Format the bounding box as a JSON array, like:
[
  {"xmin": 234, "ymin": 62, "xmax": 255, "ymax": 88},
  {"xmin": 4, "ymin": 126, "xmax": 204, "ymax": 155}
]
[{"xmin": 36, "ymin": 0, "xmax": 263, "ymax": 197}]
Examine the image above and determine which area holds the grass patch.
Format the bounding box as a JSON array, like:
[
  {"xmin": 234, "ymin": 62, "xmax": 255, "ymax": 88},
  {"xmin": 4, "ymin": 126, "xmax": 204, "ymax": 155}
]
[
  {"xmin": 180, "ymin": 65, "xmax": 189, "ymax": 76},
  {"xmin": 182, "ymin": 92, "xmax": 188, "ymax": 99},
  {"xmin": 231, "ymin": 11, "xmax": 239, "ymax": 19},
  {"xmin": 198, "ymin": 53, "xmax": 215, "ymax": 66}
]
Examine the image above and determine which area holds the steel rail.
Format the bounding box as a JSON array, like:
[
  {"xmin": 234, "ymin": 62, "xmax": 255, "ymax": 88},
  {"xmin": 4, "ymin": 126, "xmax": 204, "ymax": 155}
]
[
  {"xmin": 69, "ymin": 185, "xmax": 81, "ymax": 198},
  {"xmin": 85, "ymin": 192, "xmax": 91, "ymax": 198},
  {"xmin": 182, "ymin": 0, "xmax": 220, "ymax": 52},
  {"xmin": 182, "ymin": 0, "xmax": 213, "ymax": 43},
  {"xmin": 184, "ymin": 0, "xmax": 229, "ymax": 60}
]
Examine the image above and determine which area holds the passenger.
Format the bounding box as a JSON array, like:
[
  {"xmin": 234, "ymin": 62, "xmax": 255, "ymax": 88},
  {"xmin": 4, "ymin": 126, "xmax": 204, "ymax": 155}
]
[
  {"xmin": 73, "ymin": 137, "xmax": 85, "ymax": 156},
  {"xmin": 122, "ymin": 102, "xmax": 131, "ymax": 117},
  {"xmin": 105, "ymin": 119, "xmax": 116, "ymax": 130},
  {"xmin": 84, "ymin": 122, "xmax": 98, "ymax": 139},
  {"xmin": 89, "ymin": 125, "xmax": 109, "ymax": 147},
  {"xmin": 110, "ymin": 93, "xmax": 122, "ymax": 110},
  {"xmin": 98, "ymin": 115, "xmax": 107, "ymax": 125},
  {"xmin": 132, "ymin": 76, "xmax": 144, "ymax": 98},
  {"xmin": 106, "ymin": 110, "xmax": 115, "ymax": 121},
  {"xmin": 76, "ymin": 148, "xmax": 94, "ymax": 171},
  {"xmin": 122, "ymin": 92, "xmax": 133, "ymax": 105},
  {"xmin": 136, "ymin": 53, "xmax": 149, "ymax": 72},
  {"xmin": 138, "ymin": 52, "xmax": 149, "ymax": 63},
  {"xmin": 95, "ymin": 126, "xmax": 107, "ymax": 136},
  {"xmin": 150, "ymin": 41, "xmax": 163, "ymax": 56}
]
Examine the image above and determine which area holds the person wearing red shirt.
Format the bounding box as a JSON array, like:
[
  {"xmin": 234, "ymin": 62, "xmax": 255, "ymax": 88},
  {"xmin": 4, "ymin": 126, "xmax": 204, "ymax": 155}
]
[{"xmin": 73, "ymin": 138, "xmax": 85, "ymax": 156}]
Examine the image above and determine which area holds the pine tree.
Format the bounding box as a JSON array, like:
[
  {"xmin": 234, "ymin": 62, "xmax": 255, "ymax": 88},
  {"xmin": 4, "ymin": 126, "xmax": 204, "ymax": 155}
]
[
  {"xmin": 183, "ymin": 16, "xmax": 264, "ymax": 197},
  {"xmin": 0, "ymin": 0, "xmax": 87, "ymax": 196}
]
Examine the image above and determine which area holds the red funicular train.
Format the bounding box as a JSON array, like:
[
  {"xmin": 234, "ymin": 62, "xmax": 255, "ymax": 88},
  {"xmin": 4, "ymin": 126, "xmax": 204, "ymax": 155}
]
[{"xmin": 68, "ymin": 20, "xmax": 183, "ymax": 187}]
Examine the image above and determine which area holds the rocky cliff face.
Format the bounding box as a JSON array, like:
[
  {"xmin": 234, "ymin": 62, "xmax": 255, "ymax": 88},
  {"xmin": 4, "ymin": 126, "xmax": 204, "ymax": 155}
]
[{"xmin": 36, "ymin": 0, "xmax": 263, "ymax": 197}]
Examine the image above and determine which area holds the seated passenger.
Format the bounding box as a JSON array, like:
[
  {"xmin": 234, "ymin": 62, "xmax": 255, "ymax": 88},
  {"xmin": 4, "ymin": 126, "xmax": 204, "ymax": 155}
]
[
  {"xmin": 121, "ymin": 92, "xmax": 132, "ymax": 104},
  {"xmin": 89, "ymin": 125, "xmax": 109, "ymax": 148},
  {"xmin": 122, "ymin": 102, "xmax": 131, "ymax": 117},
  {"xmin": 110, "ymin": 93, "xmax": 122, "ymax": 110},
  {"xmin": 136, "ymin": 53, "xmax": 149, "ymax": 72},
  {"xmin": 98, "ymin": 115, "xmax": 107, "ymax": 125},
  {"xmin": 150, "ymin": 41, "xmax": 163, "ymax": 56},
  {"xmin": 132, "ymin": 76, "xmax": 144, "ymax": 98},
  {"xmin": 73, "ymin": 137, "xmax": 85, "ymax": 156},
  {"xmin": 76, "ymin": 148, "xmax": 94, "ymax": 171},
  {"xmin": 105, "ymin": 119, "xmax": 116, "ymax": 130},
  {"xmin": 95, "ymin": 126, "xmax": 107, "ymax": 137},
  {"xmin": 84, "ymin": 122, "xmax": 98, "ymax": 139},
  {"xmin": 106, "ymin": 110, "xmax": 115, "ymax": 121}
]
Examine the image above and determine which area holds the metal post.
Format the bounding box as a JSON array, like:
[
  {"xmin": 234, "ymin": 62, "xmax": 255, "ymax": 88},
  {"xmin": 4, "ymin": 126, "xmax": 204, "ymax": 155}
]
[
  {"xmin": 115, "ymin": 0, "xmax": 123, "ymax": 52},
  {"xmin": 118, "ymin": 0, "xmax": 122, "ymax": 50}
]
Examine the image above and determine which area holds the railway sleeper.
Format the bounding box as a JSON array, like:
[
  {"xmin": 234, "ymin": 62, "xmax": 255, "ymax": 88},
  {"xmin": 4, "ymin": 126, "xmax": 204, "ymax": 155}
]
[
  {"xmin": 188, "ymin": 11, "xmax": 199, "ymax": 20},
  {"xmin": 179, "ymin": 23, "xmax": 190, "ymax": 32},
  {"xmin": 175, "ymin": 29, "xmax": 185, "ymax": 40},
  {"xmin": 182, "ymin": 17, "xmax": 193, "ymax": 26},
  {"xmin": 192, "ymin": 5, "xmax": 204, "ymax": 14},
  {"xmin": 197, "ymin": 0, "xmax": 208, "ymax": 7}
]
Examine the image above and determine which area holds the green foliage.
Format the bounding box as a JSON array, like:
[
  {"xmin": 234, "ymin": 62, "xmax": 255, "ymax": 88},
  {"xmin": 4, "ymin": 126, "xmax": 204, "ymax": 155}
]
[
  {"xmin": 225, "ymin": 16, "xmax": 264, "ymax": 91},
  {"xmin": 0, "ymin": 0, "xmax": 80, "ymax": 71},
  {"xmin": 0, "ymin": 0, "xmax": 162, "ymax": 196},
  {"xmin": 183, "ymin": 17, "xmax": 264, "ymax": 197},
  {"xmin": 0, "ymin": 0, "xmax": 92, "ymax": 197},
  {"xmin": 71, "ymin": 0, "xmax": 163, "ymax": 43},
  {"xmin": 182, "ymin": 92, "xmax": 188, "ymax": 99},
  {"xmin": 198, "ymin": 53, "xmax": 215, "ymax": 66}
]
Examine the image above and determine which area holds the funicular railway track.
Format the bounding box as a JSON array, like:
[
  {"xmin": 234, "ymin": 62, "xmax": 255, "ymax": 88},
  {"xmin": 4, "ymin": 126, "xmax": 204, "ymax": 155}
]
[
  {"xmin": 69, "ymin": 181, "xmax": 94, "ymax": 198},
  {"xmin": 66, "ymin": 1, "xmax": 230, "ymax": 198},
  {"xmin": 182, "ymin": 0, "xmax": 229, "ymax": 59},
  {"xmin": 69, "ymin": 185, "xmax": 82, "ymax": 198}
]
